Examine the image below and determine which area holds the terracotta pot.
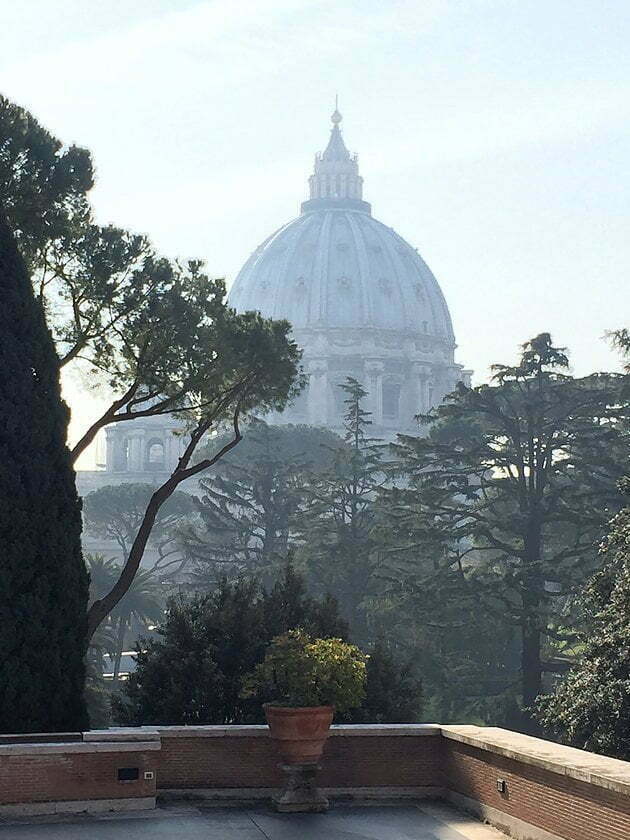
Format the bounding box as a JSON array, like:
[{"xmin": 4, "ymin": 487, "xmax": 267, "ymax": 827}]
[{"xmin": 264, "ymin": 705, "xmax": 334, "ymax": 765}]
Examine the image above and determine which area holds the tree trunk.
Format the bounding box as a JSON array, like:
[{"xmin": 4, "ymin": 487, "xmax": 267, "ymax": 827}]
[
  {"xmin": 521, "ymin": 624, "xmax": 542, "ymax": 708},
  {"xmin": 86, "ymin": 413, "xmax": 242, "ymax": 641},
  {"xmin": 520, "ymin": 514, "xmax": 544, "ymax": 732}
]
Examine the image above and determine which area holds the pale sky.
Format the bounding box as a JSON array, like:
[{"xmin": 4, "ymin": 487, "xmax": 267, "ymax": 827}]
[{"xmin": 2, "ymin": 1, "xmax": 629, "ymax": 465}]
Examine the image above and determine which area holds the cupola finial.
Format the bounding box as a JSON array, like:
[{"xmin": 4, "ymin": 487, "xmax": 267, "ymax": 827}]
[
  {"xmin": 331, "ymin": 95, "xmax": 342, "ymax": 126},
  {"xmin": 301, "ymin": 104, "xmax": 370, "ymax": 214}
]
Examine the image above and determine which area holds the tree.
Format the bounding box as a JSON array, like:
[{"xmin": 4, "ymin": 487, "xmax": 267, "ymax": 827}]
[
  {"xmin": 86, "ymin": 555, "xmax": 164, "ymax": 684},
  {"xmin": 114, "ymin": 564, "xmax": 348, "ymax": 725},
  {"xmin": 180, "ymin": 422, "xmax": 342, "ymax": 582},
  {"xmin": 382, "ymin": 334, "xmax": 628, "ymax": 727},
  {"xmin": 0, "ymin": 208, "xmax": 89, "ymax": 732},
  {"xmin": 536, "ymin": 479, "xmax": 630, "ymax": 759},
  {"xmin": 297, "ymin": 378, "xmax": 385, "ymax": 642},
  {"xmin": 83, "ymin": 483, "xmax": 193, "ymax": 576},
  {"xmin": 1, "ymin": 96, "xmax": 303, "ymax": 641},
  {"xmin": 0, "ymin": 94, "xmax": 93, "ymax": 263},
  {"xmin": 84, "ymin": 307, "xmax": 302, "ymax": 640},
  {"xmin": 344, "ymin": 639, "xmax": 423, "ymax": 724}
]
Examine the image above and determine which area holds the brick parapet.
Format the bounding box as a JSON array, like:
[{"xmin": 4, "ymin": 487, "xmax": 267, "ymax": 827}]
[
  {"xmin": 0, "ymin": 723, "xmax": 629, "ymax": 838},
  {"xmin": 442, "ymin": 731, "xmax": 630, "ymax": 840}
]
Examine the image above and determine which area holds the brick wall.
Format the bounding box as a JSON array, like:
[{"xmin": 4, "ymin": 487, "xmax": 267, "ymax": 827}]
[
  {"xmin": 0, "ymin": 741, "xmax": 158, "ymax": 812},
  {"xmin": 442, "ymin": 728, "xmax": 630, "ymax": 840},
  {"xmin": 157, "ymin": 733, "xmax": 283, "ymax": 789},
  {"xmin": 2, "ymin": 723, "xmax": 630, "ymax": 839},
  {"xmin": 155, "ymin": 725, "xmax": 443, "ymax": 791}
]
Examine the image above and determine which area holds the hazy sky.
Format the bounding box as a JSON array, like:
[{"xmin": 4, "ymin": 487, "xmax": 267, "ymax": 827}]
[{"xmin": 2, "ymin": 1, "xmax": 629, "ymax": 462}]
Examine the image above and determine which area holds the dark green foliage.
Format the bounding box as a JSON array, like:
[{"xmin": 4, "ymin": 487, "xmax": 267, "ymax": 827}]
[
  {"xmin": 181, "ymin": 421, "xmax": 342, "ymax": 582},
  {"xmin": 0, "ymin": 94, "xmax": 93, "ymax": 263},
  {"xmin": 536, "ymin": 479, "xmax": 630, "ymax": 759},
  {"xmin": 114, "ymin": 564, "xmax": 348, "ymax": 725},
  {"xmin": 243, "ymin": 630, "xmax": 367, "ymax": 714},
  {"xmin": 262, "ymin": 559, "xmax": 349, "ymax": 640},
  {"xmin": 380, "ymin": 334, "xmax": 629, "ymax": 728},
  {"xmin": 0, "ymin": 210, "xmax": 89, "ymax": 732},
  {"xmin": 2, "ymin": 95, "xmax": 303, "ymax": 643},
  {"xmin": 297, "ymin": 378, "xmax": 385, "ymax": 642},
  {"xmin": 344, "ymin": 640, "xmax": 422, "ymax": 723}
]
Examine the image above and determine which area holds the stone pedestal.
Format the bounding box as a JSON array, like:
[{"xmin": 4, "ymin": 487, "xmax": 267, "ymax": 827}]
[{"xmin": 273, "ymin": 763, "xmax": 329, "ymax": 813}]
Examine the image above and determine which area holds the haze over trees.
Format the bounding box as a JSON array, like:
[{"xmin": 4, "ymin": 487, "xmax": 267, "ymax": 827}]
[
  {"xmin": 180, "ymin": 421, "xmax": 341, "ymax": 584},
  {"xmin": 84, "ymin": 484, "xmax": 194, "ymax": 575},
  {"xmin": 380, "ymin": 334, "xmax": 628, "ymax": 728},
  {"xmin": 2, "ymin": 91, "xmax": 629, "ymax": 746},
  {"xmin": 296, "ymin": 378, "xmax": 385, "ymax": 643}
]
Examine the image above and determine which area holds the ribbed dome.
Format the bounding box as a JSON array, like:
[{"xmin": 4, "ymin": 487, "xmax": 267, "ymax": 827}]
[
  {"xmin": 226, "ymin": 105, "xmax": 468, "ymax": 434},
  {"xmin": 228, "ymin": 208, "xmax": 455, "ymax": 341}
]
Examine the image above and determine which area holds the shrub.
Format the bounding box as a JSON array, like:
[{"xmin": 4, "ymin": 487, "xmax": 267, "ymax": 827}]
[
  {"xmin": 243, "ymin": 629, "xmax": 367, "ymax": 714},
  {"xmin": 113, "ymin": 566, "xmax": 348, "ymax": 725}
]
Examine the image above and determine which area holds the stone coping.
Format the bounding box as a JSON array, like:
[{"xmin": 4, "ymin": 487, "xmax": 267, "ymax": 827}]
[
  {"xmin": 150, "ymin": 723, "xmax": 441, "ymax": 738},
  {"xmin": 4, "ymin": 723, "xmax": 630, "ymax": 801},
  {"xmin": 442, "ymin": 725, "xmax": 630, "ymax": 798},
  {"xmin": 0, "ymin": 740, "xmax": 160, "ymax": 756},
  {"xmin": 0, "ymin": 732, "xmax": 82, "ymax": 744},
  {"xmin": 84, "ymin": 727, "xmax": 160, "ymax": 742}
]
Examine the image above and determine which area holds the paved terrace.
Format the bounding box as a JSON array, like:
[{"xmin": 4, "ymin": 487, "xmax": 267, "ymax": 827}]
[{"xmin": 0, "ymin": 801, "xmax": 506, "ymax": 839}]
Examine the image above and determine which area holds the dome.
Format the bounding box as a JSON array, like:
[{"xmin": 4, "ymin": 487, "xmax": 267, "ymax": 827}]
[
  {"xmin": 229, "ymin": 209, "xmax": 455, "ymax": 341},
  {"xmin": 228, "ymin": 105, "xmax": 469, "ymax": 433}
]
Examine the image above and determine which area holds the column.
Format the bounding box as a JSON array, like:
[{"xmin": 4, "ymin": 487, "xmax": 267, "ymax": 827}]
[
  {"xmin": 364, "ymin": 360, "xmax": 384, "ymax": 426},
  {"xmin": 307, "ymin": 359, "xmax": 329, "ymax": 426},
  {"xmin": 105, "ymin": 430, "xmax": 116, "ymax": 473},
  {"xmin": 411, "ymin": 363, "xmax": 431, "ymax": 416}
]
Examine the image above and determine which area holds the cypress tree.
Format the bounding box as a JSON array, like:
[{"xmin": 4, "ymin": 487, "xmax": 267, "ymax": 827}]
[{"xmin": 0, "ymin": 209, "xmax": 89, "ymax": 732}]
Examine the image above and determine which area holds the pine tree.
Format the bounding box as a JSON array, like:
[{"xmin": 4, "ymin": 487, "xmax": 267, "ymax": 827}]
[
  {"xmin": 297, "ymin": 378, "xmax": 385, "ymax": 642},
  {"xmin": 381, "ymin": 334, "xmax": 628, "ymax": 728},
  {"xmin": 180, "ymin": 421, "xmax": 341, "ymax": 583},
  {"xmin": 0, "ymin": 210, "xmax": 89, "ymax": 732}
]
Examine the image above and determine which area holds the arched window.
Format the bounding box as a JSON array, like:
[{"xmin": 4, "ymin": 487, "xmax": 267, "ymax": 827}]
[{"xmin": 146, "ymin": 438, "xmax": 165, "ymax": 471}]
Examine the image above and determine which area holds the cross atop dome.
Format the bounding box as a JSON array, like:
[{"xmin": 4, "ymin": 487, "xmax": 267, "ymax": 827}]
[
  {"xmin": 302, "ymin": 102, "xmax": 370, "ymax": 214},
  {"xmin": 331, "ymin": 94, "xmax": 342, "ymax": 125}
]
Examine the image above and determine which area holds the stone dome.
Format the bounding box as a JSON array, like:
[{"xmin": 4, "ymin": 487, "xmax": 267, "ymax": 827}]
[
  {"xmin": 228, "ymin": 209, "xmax": 455, "ymax": 341},
  {"xmin": 228, "ymin": 105, "xmax": 469, "ymax": 433}
]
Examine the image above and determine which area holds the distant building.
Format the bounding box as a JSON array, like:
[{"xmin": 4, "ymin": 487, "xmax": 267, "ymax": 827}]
[
  {"xmin": 228, "ymin": 105, "xmax": 471, "ymax": 434},
  {"xmin": 77, "ymin": 105, "xmax": 470, "ymax": 518}
]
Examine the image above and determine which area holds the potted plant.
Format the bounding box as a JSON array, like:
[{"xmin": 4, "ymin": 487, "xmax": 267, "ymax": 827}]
[{"xmin": 243, "ymin": 630, "xmax": 367, "ymax": 811}]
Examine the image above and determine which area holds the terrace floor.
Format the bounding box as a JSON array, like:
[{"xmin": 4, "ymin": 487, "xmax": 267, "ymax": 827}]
[{"xmin": 0, "ymin": 802, "xmax": 507, "ymax": 840}]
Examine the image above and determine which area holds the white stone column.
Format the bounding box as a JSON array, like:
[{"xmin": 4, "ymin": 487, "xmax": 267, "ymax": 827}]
[
  {"xmin": 364, "ymin": 360, "xmax": 384, "ymax": 426},
  {"xmin": 105, "ymin": 431, "xmax": 116, "ymax": 473},
  {"xmin": 411, "ymin": 363, "xmax": 431, "ymax": 416},
  {"xmin": 307, "ymin": 359, "xmax": 329, "ymax": 426}
]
